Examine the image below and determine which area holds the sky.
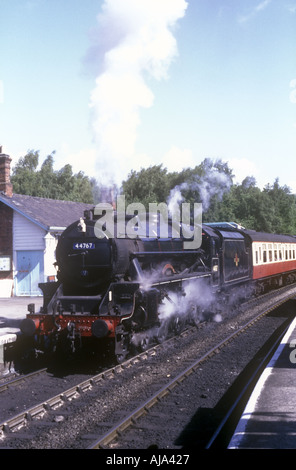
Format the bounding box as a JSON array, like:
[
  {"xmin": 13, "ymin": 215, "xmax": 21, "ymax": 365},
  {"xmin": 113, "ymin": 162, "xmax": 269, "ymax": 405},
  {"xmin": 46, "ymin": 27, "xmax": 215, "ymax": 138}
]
[{"xmin": 0, "ymin": 0, "xmax": 296, "ymax": 193}]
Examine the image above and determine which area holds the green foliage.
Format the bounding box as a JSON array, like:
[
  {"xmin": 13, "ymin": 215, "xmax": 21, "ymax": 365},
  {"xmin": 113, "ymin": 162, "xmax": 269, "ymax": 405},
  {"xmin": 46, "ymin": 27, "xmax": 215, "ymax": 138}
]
[
  {"xmin": 12, "ymin": 150, "xmax": 296, "ymax": 235},
  {"xmin": 122, "ymin": 165, "xmax": 170, "ymax": 206},
  {"xmin": 122, "ymin": 159, "xmax": 296, "ymax": 235},
  {"xmin": 11, "ymin": 150, "xmax": 96, "ymax": 204}
]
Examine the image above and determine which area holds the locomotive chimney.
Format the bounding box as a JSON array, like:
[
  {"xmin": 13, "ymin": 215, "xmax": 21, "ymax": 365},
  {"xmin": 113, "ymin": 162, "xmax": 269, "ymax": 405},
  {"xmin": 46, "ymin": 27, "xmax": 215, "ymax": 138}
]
[{"xmin": 0, "ymin": 148, "xmax": 13, "ymax": 198}]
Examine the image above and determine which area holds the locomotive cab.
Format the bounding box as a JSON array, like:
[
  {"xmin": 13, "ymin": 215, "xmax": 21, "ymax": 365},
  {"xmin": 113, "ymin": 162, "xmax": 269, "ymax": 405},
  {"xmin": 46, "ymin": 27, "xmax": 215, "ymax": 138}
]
[{"xmin": 205, "ymin": 222, "xmax": 251, "ymax": 287}]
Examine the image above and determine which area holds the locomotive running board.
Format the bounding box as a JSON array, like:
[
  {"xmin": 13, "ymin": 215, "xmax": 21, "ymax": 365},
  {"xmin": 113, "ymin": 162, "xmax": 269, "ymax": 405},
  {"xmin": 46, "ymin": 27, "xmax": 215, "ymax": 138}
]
[
  {"xmin": 149, "ymin": 272, "xmax": 212, "ymax": 287},
  {"xmin": 130, "ymin": 257, "xmax": 212, "ymax": 288}
]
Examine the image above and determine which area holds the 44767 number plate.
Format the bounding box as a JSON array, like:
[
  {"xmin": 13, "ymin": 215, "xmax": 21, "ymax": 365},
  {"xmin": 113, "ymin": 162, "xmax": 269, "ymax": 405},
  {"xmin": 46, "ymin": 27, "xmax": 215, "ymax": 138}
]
[{"xmin": 73, "ymin": 242, "xmax": 95, "ymax": 250}]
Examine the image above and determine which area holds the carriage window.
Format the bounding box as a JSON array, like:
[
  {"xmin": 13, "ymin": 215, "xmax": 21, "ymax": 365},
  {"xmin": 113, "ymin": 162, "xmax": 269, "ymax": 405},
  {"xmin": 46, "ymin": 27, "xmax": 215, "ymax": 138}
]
[
  {"xmin": 289, "ymin": 245, "xmax": 292, "ymax": 259},
  {"xmin": 293, "ymin": 247, "xmax": 296, "ymax": 259},
  {"xmin": 268, "ymin": 244, "xmax": 273, "ymax": 262},
  {"xmin": 259, "ymin": 246, "xmax": 262, "ymax": 262},
  {"xmin": 254, "ymin": 244, "xmax": 261, "ymax": 264},
  {"xmin": 285, "ymin": 246, "xmax": 289, "ymax": 260},
  {"xmin": 274, "ymin": 244, "xmax": 277, "ymax": 261},
  {"xmin": 262, "ymin": 244, "xmax": 267, "ymax": 263},
  {"xmin": 280, "ymin": 245, "xmax": 284, "ymax": 260}
]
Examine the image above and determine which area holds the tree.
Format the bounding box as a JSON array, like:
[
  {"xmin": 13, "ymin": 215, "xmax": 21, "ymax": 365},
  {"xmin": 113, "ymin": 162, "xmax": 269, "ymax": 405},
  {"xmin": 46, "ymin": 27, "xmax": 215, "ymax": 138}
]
[
  {"xmin": 11, "ymin": 150, "xmax": 95, "ymax": 203},
  {"xmin": 14, "ymin": 151, "xmax": 287, "ymax": 233},
  {"xmin": 226, "ymin": 182, "xmax": 270, "ymax": 231},
  {"xmin": 120, "ymin": 158, "xmax": 296, "ymax": 235},
  {"xmin": 11, "ymin": 149, "xmax": 40, "ymax": 195},
  {"xmin": 122, "ymin": 165, "xmax": 171, "ymax": 207},
  {"xmin": 263, "ymin": 179, "xmax": 296, "ymax": 234}
]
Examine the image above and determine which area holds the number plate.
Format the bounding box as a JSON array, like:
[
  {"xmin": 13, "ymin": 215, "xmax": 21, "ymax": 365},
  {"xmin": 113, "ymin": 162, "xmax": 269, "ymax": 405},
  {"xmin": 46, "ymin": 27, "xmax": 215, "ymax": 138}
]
[{"xmin": 73, "ymin": 242, "xmax": 95, "ymax": 250}]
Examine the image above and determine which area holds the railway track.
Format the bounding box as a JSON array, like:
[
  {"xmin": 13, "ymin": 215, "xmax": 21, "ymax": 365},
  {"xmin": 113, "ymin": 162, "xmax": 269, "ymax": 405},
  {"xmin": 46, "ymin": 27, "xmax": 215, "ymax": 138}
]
[
  {"xmin": 0, "ymin": 331, "xmax": 196, "ymax": 442},
  {"xmin": 0, "ymin": 287, "xmax": 295, "ymax": 449},
  {"xmin": 88, "ymin": 297, "xmax": 294, "ymax": 449},
  {"xmin": 204, "ymin": 322, "xmax": 291, "ymax": 448},
  {"xmin": 0, "ymin": 368, "xmax": 48, "ymax": 394}
]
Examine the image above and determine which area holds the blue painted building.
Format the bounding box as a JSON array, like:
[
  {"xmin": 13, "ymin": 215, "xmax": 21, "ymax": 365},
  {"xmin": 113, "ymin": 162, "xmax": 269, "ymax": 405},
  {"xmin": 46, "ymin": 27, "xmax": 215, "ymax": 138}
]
[{"xmin": 0, "ymin": 153, "xmax": 93, "ymax": 297}]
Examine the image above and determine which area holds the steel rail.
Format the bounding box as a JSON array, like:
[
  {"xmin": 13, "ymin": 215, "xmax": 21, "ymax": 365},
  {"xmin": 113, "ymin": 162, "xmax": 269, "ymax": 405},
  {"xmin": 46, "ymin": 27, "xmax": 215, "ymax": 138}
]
[
  {"xmin": 0, "ymin": 345, "xmax": 164, "ymax": 436},
  {"xmin": 205, "ymin": 322, "xmax": 291, "ymax": 449},
  {"xmin": 0, "ymin": 368, "xmax": 47, "ymax": 394},
  {"xmin": 88, "ymin": 294, "xmax": 296, "ymax": 449},
  {"xmin": 0, "ymin": 291, "xmax": 294, "ymax": 443}
]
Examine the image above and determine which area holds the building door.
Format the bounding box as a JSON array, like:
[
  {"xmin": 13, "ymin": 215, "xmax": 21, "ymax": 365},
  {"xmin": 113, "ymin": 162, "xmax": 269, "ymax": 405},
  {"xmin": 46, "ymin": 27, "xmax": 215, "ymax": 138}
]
[{"xmin": 16, "ymin": 251, "xmax": 44, "ymax": 296}]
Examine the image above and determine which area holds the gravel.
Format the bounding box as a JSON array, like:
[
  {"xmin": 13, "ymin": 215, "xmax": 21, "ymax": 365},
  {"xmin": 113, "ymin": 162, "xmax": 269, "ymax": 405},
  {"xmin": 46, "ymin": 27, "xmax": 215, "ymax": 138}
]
[{"xmin": 1, "ymin": 287, "xmax": 295, "ymax": 449}]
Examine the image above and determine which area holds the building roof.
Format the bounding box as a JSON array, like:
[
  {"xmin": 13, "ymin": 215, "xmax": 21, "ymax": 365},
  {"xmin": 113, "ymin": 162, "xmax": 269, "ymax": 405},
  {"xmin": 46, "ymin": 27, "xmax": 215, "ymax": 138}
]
[{"xmin": 0, "ymin": 192, "xmax": 94, "ymax": 232}]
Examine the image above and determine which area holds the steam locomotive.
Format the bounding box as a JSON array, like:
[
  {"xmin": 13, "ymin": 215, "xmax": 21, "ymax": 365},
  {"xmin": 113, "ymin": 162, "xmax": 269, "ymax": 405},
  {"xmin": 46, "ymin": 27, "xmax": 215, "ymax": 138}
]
[{"xmin": 20, "ymin": 207, "xmax": 296, "ymax": 363}]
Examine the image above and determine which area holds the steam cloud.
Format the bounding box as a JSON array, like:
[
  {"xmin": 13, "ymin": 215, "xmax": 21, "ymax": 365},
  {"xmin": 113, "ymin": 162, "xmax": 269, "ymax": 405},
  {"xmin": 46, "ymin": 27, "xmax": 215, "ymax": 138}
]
[
  {"xmin": 158, "ymin": 279, "xmax": 220, "ymax": 324},
  {"xmin": 88, "ymin": 0, "xmax": 188, "ymax": 186},
  {"xmin": 167, "ymin": 162, "xmax": 233, "ymax": 214},
  {"xmin": 131, "ymin": 278, "xmax": 221, "ymax": 349}
]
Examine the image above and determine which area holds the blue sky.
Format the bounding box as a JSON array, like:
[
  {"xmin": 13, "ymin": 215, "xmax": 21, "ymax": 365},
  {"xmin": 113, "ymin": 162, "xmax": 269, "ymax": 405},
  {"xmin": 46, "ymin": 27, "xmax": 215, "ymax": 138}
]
[{"xmin": 1, "ymin": 0, "xmax": 296, "ymax": 192}]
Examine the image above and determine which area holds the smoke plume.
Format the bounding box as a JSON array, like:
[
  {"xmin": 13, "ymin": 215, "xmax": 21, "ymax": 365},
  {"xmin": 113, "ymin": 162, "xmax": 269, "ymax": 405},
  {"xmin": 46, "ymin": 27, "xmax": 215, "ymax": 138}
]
[
  {"xmin": 88, "ymin": 0, "xmax": 188, "ymax": 187},
  {"xmin": 167, "ymin": 160, "xmax": 233, "ymax": 215}
]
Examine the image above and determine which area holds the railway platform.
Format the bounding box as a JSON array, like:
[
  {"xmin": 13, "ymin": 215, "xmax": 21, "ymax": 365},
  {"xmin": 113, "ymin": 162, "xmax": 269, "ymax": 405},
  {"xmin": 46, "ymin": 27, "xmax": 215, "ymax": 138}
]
[
  {"xmin": 228, "ymin": 316, "xmax": 296, "ymax": 449},
  {"xmin": 0, "ymin": 297, "xmax": 42, "ymax": 374}
]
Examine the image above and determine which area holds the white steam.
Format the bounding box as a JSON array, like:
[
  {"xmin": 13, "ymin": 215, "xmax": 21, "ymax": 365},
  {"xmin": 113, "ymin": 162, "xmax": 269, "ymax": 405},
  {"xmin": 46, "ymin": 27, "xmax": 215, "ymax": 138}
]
[
  {"xmin": 159, "ymin": 279, "xmax": 216, "ymax": 323},
  {"xmin": 197, "ymin": 169, "xmax": 232, "ymax": 211},
  {"xmin": 167, "ymin": 162, "xmax": 233, "ymax": 214},
  {"xmin": 131, "ymin": 278, "xmax": 221, "ymax": 349},
  {"xmin": 88, "ymin": 0, "xmax": 188, "ymax": 186},
  {"xmin": 167, "ymin": 185, "xmax": 184, "ymax": 215}
]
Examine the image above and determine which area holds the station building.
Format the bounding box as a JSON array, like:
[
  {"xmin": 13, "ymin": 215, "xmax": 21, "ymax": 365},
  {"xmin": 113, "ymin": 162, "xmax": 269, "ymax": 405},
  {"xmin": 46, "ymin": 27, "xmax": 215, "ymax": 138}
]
[{"xmin": 0, "ymin": 150, "xmax": 93, "ymax": 297}]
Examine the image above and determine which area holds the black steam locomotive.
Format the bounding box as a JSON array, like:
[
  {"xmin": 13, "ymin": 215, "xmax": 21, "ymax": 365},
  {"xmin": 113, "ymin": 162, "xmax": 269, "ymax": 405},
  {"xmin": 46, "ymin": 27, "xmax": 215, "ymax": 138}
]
[{"xmin": 20, "ymin": 206, "xmax": 296, "ymax": 363}]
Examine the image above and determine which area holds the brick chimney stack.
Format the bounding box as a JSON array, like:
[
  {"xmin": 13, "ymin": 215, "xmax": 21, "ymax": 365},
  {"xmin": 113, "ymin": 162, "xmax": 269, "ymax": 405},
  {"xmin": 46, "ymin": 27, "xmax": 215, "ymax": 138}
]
[{"xmin": 0, "ymin": 148, "xmax": 13, "ymax": 198}]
